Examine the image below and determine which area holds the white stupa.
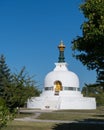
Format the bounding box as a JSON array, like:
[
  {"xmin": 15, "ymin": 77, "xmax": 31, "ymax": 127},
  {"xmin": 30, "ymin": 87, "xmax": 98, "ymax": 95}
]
[{"xmin": 27, "ymin": 41, "xmax": 96, "ymax": 110}]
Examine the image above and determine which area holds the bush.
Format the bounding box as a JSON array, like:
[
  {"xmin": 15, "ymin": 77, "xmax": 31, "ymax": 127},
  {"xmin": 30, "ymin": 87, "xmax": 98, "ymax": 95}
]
[{"xmin": 0, "ymin": 98, "xmax": 13, "ymax": 129}]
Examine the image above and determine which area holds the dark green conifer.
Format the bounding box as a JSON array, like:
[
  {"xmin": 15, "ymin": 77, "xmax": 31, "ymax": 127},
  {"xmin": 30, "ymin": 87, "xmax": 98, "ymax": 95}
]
[{"xmin": 0, "ymin": 54, "xmax": 12, "ymax": 98}]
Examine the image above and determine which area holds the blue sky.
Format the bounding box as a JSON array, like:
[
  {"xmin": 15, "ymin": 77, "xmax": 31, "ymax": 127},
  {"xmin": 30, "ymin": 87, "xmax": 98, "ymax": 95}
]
[{"xmin": 0, "ymin": 0, "xmax": 96, "ymax": 90}]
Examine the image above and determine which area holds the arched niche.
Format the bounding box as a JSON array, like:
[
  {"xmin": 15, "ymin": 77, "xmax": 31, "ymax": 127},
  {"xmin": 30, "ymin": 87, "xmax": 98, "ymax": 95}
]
[{"xmin": 54, "ymin": 80, "xmax": 63, "ymax": 95}]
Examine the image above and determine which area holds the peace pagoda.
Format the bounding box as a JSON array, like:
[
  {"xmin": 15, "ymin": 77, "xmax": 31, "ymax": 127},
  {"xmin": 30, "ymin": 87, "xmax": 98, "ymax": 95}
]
[{"xmin": 27, "ymin": 41, "xmax": 96, "ymax": 110}]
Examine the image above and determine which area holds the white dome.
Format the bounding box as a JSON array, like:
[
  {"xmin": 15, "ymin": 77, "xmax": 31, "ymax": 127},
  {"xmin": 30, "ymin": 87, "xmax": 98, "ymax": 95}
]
[
  {"xmin": 27, "ymin": 42, "xmax": 96, "ymax": 110},
  {"xmin": 44, "ymin": 63, "xmax": 79, "ymax": 88}
]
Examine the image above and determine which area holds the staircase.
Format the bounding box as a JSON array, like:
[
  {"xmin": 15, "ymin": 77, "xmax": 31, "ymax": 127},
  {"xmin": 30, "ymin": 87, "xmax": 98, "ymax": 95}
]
[{"xmin": 42, "ymin": 97, "xmax": 61, "ymax": 110}]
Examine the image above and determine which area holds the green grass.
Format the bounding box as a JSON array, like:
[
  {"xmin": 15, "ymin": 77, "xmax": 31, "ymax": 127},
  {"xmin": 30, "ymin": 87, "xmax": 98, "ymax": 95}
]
[
  {"xmin": 2, "ymin": 121, "xmax": 104, "ymax": 130},
  {"xmin": 1, "ymin": 106, "xmax": 104, "ymax": 130},
  {"xmin": 37, "ymin": 112, "xmax": 104, "ymax": 121},
  {"xmin": 52, "ymin": 123, "xmax": 104, "ymax": 130},
  {"xmin": 2, "ymin": 121, "xmax": 55, "ymax": 130},
  {"xmin": 37, "ymin": 107, "xmax": 104, "ymax": 121},
  {"xmin": 15, "ymin": 112, "xmax": 33, "ymax": 118}
]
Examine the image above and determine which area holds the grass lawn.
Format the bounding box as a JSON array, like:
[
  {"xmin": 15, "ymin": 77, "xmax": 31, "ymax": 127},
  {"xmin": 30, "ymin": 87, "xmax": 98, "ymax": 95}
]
[
  {"xmin": 52, "ymin": 123, "xmax": 104, "ymax": 130},
  {"xmin": 37, "ymin": 108, "xmax": 104, "ymax": 121},
  {"xmin": 2, "ymin": 121, "xmax": 54, "ymax": 130},
  {"xmin": 1, "ymin": 106, "xmax": 104, "ymax": 130},
  {"xmin": 2, "ymin": 121, "xmax": 55, "ymax": 130},
  {"xmin": 2, "ymin": 121, "xmax": 104, "ymax": 130}
]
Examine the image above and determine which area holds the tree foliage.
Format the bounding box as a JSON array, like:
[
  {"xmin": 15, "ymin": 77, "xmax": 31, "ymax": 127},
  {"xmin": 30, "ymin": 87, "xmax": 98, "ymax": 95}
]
[
  {"xmin": 72, "ymin": 0, "xmax": 104, "ymax": 85},
  {"xmin": 10, "ymin": 66, "xmax": 40, "ymax": 110},
  {"xmin": 0, "ymin": 54, "xmax": 40, "ymax": 112},
  {"xmin": 0, "ymin": 98, "xmax": 13, "ymax": 129},
  {"xmin": 0, "ymin": 54, "xmax": 12, "ymax": 97},
  {"xmin": 82, "ymin": 83, "xmax": 104, "ymax": 106}
]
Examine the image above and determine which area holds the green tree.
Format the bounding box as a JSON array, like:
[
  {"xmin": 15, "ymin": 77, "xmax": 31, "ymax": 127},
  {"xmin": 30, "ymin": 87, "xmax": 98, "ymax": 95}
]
[
  {"xmin": 0, "ymin": 54, "xmax": 12, "ymax": 97},
  {"xmin": 82, "ymin": 83, "xmax": 104, "ymax": 106},
  {"xmin": 0, "ymin": 98, "xmax": 13, "ymax": 129},
  {"xmin": 72, "ymin": 0, "xmax": 104, "ymax": 86},
  {"xmin": 0, "ymin": 55, "xmax": 40, "ymax": 112},
  {"xmin": 0, "ymin": 55, "xmax": 14, "ymax": 129},
  {"xmin": 10, "ymin": 66, "xmax": 40, "ymax": 111}
]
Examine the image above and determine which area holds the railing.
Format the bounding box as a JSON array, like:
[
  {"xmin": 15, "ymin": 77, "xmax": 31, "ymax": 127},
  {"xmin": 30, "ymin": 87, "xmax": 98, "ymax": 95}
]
[{"xmin": 44, "ymin": 86, "xmax": 80, "ymax": 91}]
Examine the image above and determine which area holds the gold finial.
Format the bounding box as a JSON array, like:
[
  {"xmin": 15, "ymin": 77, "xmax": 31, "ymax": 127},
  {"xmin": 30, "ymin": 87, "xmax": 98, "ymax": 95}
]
[{"xmin": 58, "ymin": 40, "xmax": 65, "ymax": 51}]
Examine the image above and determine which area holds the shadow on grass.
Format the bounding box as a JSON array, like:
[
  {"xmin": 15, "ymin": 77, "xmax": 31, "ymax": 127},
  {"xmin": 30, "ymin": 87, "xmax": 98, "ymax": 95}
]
[
  {"xmin": 93, "ymin": 114, "xmax": 104, "ymax": 118},
  {"xmin": 52, "ymin": 119, "xmax": 104, "ymax": 130}
]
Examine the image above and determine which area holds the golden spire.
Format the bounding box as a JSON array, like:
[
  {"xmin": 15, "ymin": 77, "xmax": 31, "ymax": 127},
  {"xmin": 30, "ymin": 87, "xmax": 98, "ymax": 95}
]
[{"xmin": 58, "ymin": 40, "xmax": 65, "ymax": 51}]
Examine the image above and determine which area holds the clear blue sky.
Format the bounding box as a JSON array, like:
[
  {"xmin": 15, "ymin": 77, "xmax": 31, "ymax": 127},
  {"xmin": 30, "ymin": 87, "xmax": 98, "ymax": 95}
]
[{"xmin": 0, "ymin": 0, "xmax": 96, "ymax": 90}]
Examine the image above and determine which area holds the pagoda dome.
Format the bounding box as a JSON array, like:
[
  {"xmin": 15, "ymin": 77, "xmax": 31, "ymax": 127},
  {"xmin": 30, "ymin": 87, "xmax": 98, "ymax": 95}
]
[
  {"xmin": 44, "ymin": 41, "xmax": 79, "ymax": 89},
  {"xmin": 44, "ymin": 62, "xmax": 79, "ymax": 88}
]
